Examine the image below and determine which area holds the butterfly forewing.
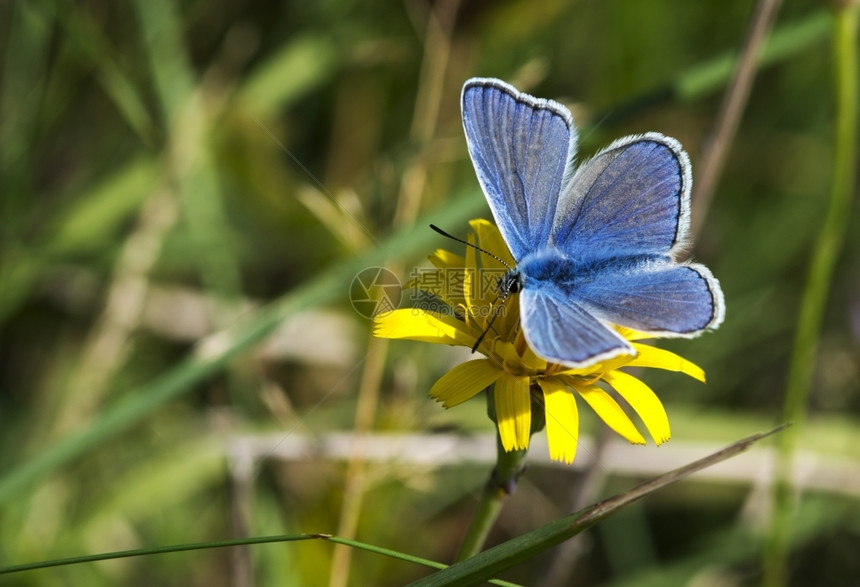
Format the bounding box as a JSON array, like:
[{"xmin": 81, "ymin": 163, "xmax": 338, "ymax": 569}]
[
  {"xmin": 552, "ymin": 134, "xmax": 691, "ymax": 263},
  {"xmin": 462, "ymin": 78, "xmax": 577, "ymax": 261}
]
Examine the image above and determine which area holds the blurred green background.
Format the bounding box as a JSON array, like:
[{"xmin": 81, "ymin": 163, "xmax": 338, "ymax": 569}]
[{"xmin": 1, "ymin": 0, "xmax": 858, "ymax": 585}]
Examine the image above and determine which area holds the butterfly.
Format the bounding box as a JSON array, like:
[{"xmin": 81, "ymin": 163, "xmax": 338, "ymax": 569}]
[{"xmin": 460, "ymin": 78, "xmax": 725, "ymax": 368}]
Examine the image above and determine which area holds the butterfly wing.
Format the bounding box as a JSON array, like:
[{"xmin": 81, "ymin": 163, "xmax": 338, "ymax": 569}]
[
  {"xmin": 551, "ymin": 133, "xmax": 691, "ymax": 262},
  {"xmin": 462, "ymin": 78, "xmax": 577, "ymax": 260},
  {"xmin": 571, "ymin": 260, "xmax": 725, "ymax": 336},
  {"xmin": 521, "ymin": 286, "xmax": 634, "ymax": 368},
  {"xmin": 462, "ymin": 80, "xmax": 724, "ymax": 363}
]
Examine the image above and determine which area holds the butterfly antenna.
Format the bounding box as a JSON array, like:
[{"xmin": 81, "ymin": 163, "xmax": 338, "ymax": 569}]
[
  {"xmin": 429, "ymin": 224, "xmax": 512, "ymax": 270},
  {"xmin": 429, "ymin": 224, "xmax": 516, "ymax": 353},
  {"xmin": 471, "ymin": 314, "xmax": 495, "ymax": 352}
]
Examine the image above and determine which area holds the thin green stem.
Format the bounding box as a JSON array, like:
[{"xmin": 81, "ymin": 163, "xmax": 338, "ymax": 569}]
[
  {"xmin": 764, "ymin": 4, "xmax": 858, "ymax": 586},
  {"xmin": 457, "ymin": 384, "xmax": 546, "ymax": 560},
  {"xmin": 457, "ymin": 431, "xmax": 528, "ymax": 561},
  {"xmin": 0, "ymin": 534, "xmax": 318, "ymax": 575},
  {"xmin": 0, "ymin": 533, "xmax": 519, "ymax": 586},
  {"xmin": 456, "ymin": 475, "xmax": 507, "ymax": 562}
]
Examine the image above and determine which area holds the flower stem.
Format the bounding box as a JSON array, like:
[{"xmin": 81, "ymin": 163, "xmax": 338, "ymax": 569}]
[
  {"xmin": 456, "ymin": 434, "xmax": 527, "ymax": 561},
  {"xmin": 764, "ymin": 3, "xmax": 858, "ymax": 585}
]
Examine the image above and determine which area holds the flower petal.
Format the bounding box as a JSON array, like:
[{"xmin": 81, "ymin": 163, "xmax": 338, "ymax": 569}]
[
  {"xmin": 429, "ymin": 249, "xmax": 465, "ymax": 269},
  {"xmin": 464, "ymin": 237, "xmax": 478, "ymax": 310},
  {"xmin": 494, "ymin": 288, "xmax": 520, "ymax": 339},
  {"xmin": 593, "ymin": 350, "xmax": 639, "ymax": 373},
  {"xmin": 429, "ymin": 359, "xmax": 501, "ymax": 407},
  {"xmin": 493, "ymin": 340, "xmax": 519, "ymax": 366},
  {"xmin": 373, "ymin": 309, "xmax": 474, "ymax": 347},
  {"xmin": 629, "ymin": 344, "xmax": 706, "ymax": 382},
  {"xmin": 602, "ymin": 370, "xmax": 671, "ymax": 445},
  {"xmin": 495, "ymin": 375, "xmax": 531, "ymax": 452},
  {"xmin": 569, "ymin": 380, "xmax": 646, "ymax": 445},
  {"xmin": 521, "ymin": 340, "xmax": 548, "ymax": 374},
  {"xmin": 471, "ymin": 218, "xmax": 515, "ymax": 268},
  {"xmin": 613, "ymin": 326, "xmax": 654, "ymax": 341},
  {"xmin": 538, "ymin": 378, "xmax": 579, "ymax": 464}
]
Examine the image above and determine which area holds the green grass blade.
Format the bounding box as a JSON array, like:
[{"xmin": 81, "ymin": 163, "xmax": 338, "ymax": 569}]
[
  {"xmin": 0, "ymin": 532, "xmax": 519, "ymax": 586},
  {"xmin": 41, "ymin": 0, "xmax": 157, "ymax": 142},
  {"xmin": 46, "ymin": 157, "xmax": 160, "ymax": 255},
  {"xmin": 238, "ymin": 34, "xmax": 339, "ymax": 117},
  {"xmin": 598, "ymin": 9, "xmax": 831, "ymax": 126},
  {"xmin": 0, "ymin": 157, "xmax": 160, "ymax": 322},
  {"xmin": 0, "ymin": 2, "xmax": 52, "ymax": 224},
  {"xmin": 765, "ymin": 3, "xmax": 858, "ymax": 585},
  {"xmin": 134, "ymin": 0, "xmax": 243, "ymax": 307},
  {"xmin": 0, "ymin": 534, "xmax": 326, "ymax": 575},
  {"xmin": 677, "ymin": 8, "xmax": 831, "ymax": 100},
  {"xmin": 408, "ymin": 425, "xmax": 788, "ymax": 586},
  {"xmin": 132, "ymin": 0, "xmax": 194, "ymax": 125},
  {"xmin": 0, "ymin": 190, "xmax": 484, "ymax": 504}
]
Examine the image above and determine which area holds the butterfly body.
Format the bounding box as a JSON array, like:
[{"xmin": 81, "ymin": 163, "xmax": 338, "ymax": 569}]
[
  {"xmin": 515, "ymin": 248, "xmax": 571, "ymax": 285},
  {"xmin": 516, "ymin": 248, "xmax": 668, "ymax": 287},
  {"xmin": 462, "ymin": 78, "xmax": 725, "ymax": 368}
]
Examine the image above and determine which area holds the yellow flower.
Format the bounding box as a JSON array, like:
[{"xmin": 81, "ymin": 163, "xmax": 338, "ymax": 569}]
[{"xmin": 374, "ymin": 219, "xmax": 706, "ymax": 464}]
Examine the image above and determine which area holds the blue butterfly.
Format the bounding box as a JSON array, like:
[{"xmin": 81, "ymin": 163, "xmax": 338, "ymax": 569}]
[{"xmin": 461, "ymin": 78, "xmax": 725, "ymax": 368}]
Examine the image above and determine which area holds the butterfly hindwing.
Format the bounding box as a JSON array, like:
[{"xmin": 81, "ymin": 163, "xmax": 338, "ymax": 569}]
[
  {"xmin": 551, "ymin": 134, "xmax": 691, "ymax": 262},
  {"xmin": 462, "ymin": 78, "xmax": 576, "ymax": 260},
  {"xmin": 520, "ymin": 287, "xmax": 634, "ymax": 367},
  {"xmin": 570, "ymin": 260, "xmax": 725, "ymax": 336}
]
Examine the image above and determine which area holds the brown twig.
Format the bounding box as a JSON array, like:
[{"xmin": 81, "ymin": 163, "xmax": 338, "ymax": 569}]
[{"xmin": 692, "ymin": 0, "xmax": 784, "ymax": 233}]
